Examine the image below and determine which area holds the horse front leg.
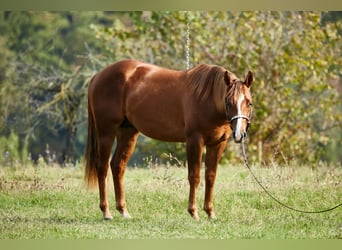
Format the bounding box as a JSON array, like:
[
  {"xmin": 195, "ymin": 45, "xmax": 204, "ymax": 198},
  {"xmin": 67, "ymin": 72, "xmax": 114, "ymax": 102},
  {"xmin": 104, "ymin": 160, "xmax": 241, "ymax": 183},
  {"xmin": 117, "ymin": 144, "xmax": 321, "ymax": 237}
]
[
  {"xmin": 204, "ymin": 140, "xmax": 227, "ymax": 219},
  {"xmin": 186, "ymin": 136, "xmax": 204, "ymax": 220}
]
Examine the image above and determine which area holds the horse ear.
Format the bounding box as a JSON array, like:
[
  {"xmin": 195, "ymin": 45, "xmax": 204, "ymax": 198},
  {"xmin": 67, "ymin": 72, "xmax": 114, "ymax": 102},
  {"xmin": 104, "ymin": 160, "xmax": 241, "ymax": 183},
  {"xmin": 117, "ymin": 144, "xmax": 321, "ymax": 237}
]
[
  {"xmin": 245, "ymin": 71, "xmax": 253, "ymax": 87},
  {"xmin": 224, "ymin": 71, "xmax": 231, "ymax": 86}
]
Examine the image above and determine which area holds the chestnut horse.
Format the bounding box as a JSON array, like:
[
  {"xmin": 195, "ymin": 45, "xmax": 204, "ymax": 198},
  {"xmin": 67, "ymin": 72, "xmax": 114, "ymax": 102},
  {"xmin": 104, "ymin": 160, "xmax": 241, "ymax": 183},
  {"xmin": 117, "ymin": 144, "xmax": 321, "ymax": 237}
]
[{"xmin": 85, "ymin": 59, "xmax": 253, "ymax": 220}]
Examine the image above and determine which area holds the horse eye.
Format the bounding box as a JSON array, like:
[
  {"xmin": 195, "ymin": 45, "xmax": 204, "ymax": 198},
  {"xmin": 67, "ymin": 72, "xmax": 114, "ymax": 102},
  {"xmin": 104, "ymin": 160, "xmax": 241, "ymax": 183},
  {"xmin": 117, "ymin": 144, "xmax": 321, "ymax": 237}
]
[{"xmin": 249, "ymin": 103, "xmax": 253, "ymax": 107}]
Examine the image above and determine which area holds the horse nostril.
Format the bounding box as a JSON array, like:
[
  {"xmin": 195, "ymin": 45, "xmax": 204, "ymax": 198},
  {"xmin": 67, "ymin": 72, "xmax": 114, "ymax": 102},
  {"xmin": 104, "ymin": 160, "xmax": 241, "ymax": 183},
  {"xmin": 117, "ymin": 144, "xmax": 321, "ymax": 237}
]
[{"xmin": 241, "ymin": 132, "xmax": 245, "ymax": 140}]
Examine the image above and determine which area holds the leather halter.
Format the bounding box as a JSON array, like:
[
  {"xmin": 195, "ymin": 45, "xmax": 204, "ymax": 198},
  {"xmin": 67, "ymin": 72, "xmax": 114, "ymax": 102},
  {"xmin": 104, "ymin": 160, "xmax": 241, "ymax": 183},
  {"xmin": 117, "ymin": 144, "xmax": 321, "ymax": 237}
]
[{"xmin": 225, "ymin": 98, "xmax": 252, "ymax": 130}]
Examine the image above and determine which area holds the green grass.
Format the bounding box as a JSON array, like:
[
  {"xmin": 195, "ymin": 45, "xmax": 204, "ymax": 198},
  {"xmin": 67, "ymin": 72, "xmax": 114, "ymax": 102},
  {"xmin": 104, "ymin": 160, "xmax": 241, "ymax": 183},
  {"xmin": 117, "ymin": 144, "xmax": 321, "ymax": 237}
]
[{"xmin": 0, "ymin": 163, "xmax": 341, "ymax": 239}]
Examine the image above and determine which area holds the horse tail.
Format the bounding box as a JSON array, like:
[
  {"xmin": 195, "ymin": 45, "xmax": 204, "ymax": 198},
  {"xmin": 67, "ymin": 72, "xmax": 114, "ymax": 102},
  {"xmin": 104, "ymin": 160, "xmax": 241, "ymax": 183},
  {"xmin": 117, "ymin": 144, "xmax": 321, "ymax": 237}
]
[{"xmin": 84, "ymin": 75, "xmax": 99, "ymax": 189}]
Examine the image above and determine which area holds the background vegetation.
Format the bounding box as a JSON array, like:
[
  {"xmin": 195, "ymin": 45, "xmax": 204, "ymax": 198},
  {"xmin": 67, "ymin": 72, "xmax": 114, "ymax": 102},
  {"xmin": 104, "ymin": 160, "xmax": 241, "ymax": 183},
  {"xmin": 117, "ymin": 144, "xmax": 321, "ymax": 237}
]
[
  {"xmin": 0, "ymin": 12, "xmax": 341, "ymax": 240},
  {"xmin": 0, "ymin": 11, "xmax": 341, "ymax": 166}
]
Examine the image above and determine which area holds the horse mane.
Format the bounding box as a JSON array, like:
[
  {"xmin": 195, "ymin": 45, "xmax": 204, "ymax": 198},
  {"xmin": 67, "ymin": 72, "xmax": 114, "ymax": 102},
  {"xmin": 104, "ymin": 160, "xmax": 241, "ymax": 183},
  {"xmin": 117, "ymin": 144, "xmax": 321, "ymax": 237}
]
[{"xmin": 186, "ymin": 64, "xmax": 238, "ymax": 111}]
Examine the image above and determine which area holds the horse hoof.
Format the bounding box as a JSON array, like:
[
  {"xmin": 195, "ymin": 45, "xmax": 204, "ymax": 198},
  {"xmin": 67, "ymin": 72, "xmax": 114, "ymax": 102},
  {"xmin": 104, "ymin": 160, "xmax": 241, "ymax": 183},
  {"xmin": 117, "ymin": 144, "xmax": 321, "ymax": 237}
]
[
  {"xmin": 191, "ymin": 213, "xmax": 200, "ymax": 221},
  {"xmin": 103, "ymin": 216, "xmax": 113, "ymax": 221},
  {"xmin": 121, "ymin": 212, "xmax": 132, "ymax": 219},
  {"xmin": 208, "ymin": 215, "xmax": 217, "ymax": 220}
]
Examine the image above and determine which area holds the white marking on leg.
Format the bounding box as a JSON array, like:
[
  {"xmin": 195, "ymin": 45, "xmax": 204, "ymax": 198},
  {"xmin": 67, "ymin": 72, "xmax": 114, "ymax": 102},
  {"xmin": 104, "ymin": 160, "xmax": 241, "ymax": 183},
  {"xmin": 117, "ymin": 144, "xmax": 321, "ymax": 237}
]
[{"xmin": 121, "ymin": 211, "xmax": 132, "ymax": 219}]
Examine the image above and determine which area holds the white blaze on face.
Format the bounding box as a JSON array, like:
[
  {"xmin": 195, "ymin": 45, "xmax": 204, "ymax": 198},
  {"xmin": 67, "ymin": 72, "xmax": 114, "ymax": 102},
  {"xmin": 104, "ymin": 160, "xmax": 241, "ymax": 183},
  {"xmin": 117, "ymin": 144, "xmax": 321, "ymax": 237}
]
[{"xmin": 235, "ymin": 94, "xmax": 245, "ymax": 140}]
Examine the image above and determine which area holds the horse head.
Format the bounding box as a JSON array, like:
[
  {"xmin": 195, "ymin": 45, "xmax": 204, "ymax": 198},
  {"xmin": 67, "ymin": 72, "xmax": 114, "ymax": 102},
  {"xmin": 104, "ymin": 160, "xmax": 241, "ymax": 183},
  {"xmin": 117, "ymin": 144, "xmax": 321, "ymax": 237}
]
[{"xmin": 224, "ymin": 71, "xmax": 253, "ymax": 143}]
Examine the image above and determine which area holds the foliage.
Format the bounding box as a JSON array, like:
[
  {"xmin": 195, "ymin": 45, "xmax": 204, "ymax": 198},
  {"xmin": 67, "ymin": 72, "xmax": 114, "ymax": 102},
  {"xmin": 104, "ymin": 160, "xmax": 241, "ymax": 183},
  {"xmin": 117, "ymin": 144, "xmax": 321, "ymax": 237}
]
[
  {"xmin": 0, "ymin": 11, "xmax": 341, "ymax": 165},
  {"xmin": 92, "ymin": 11, "xmax": 342, "ymax": 164},
  {"xmin": 0, "ymin": 11, "xmax": 114, "ymax": 163},
  {"xmin": 0, "ymin": 130, "xmax": 29, "ymax": 166}
]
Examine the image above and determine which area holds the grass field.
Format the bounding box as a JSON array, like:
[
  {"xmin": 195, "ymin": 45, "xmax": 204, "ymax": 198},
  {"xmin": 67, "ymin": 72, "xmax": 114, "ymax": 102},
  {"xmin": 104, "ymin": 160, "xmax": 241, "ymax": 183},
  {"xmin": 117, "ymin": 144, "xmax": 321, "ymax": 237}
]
[{"xmin": 0, "ymin": 162, "xmax": 341, "ymax": 239}]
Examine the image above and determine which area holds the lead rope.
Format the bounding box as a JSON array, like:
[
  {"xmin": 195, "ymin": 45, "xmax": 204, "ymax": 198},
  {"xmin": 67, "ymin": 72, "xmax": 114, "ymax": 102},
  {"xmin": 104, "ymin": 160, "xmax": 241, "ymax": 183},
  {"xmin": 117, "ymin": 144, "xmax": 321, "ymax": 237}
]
[
  {"xmin": 241, "ymin": 141, "xmax": 342, "ymax": 213},
  {"xmin": 185, "ymin": 11, "xmax": 191, "ymax": 70}
]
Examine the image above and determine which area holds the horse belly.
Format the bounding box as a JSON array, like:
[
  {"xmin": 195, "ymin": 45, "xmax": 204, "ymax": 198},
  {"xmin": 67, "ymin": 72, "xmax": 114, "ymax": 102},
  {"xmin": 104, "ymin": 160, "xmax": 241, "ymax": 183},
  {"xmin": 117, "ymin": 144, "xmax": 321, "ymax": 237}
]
[
  {"xmin": 124, "ymin": 64, "xmax": 187, "ymax": 142},
  {"xmin": 126, "ymin": 97, "xmax": 186, "ymax": 142},
  {"xmin": 129, "ymin": 110, "xmax": 186, "ymax": 142}
]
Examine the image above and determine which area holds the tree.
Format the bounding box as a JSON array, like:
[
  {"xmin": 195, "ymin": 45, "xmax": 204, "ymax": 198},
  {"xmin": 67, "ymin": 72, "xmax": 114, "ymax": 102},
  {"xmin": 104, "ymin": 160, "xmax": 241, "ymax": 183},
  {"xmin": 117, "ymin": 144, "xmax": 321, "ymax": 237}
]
[
  {"xmin": 0, "ymin": 11, "xmax": 340, "ymax": 166},
  {"xmin": 92, "ymin": 11, "xmax": 342, "ymax": 164},
  {"xmin": 0, "ymin": 11, "xmax": 111, "ymax": 163}
]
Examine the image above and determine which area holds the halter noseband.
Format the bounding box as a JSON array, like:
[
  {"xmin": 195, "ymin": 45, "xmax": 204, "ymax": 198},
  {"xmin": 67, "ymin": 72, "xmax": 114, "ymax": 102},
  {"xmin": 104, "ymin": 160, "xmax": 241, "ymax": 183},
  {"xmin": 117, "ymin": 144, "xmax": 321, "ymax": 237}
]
[{"xmin": 225, "ymin": 98, "xmax": 252, "ymax": 128}]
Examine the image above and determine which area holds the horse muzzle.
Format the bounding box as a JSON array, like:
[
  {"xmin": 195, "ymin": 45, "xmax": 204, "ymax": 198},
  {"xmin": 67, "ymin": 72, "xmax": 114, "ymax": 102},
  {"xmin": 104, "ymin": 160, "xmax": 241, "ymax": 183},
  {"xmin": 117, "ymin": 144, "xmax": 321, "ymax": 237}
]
[{"xmin": 232, "ymin": 130, "xmax": 247, "ymax": 143}]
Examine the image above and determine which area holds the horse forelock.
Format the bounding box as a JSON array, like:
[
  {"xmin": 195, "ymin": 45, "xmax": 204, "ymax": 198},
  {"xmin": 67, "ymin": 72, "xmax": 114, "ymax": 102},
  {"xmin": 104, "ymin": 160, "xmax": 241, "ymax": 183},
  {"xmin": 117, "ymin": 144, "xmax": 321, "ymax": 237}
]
[
  {"xmin": 226, "ymin": 79, "xmax": 245, "ymax": 106},
  {"xmin": 186, "ymin": 64, "xmax": 227, "ymax": 111}
]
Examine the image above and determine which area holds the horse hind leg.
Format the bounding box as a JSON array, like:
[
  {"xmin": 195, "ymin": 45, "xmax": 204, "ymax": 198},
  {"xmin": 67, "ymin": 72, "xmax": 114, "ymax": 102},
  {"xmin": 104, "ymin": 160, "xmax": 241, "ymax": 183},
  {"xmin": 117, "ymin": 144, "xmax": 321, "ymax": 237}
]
[
  {"xmin": 110, "ymin": 127, "xmax": 139, "ymax": 219},
  {"xmin": 97, "ymin": 134, "xmax": 116, "ymax": 220}
]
